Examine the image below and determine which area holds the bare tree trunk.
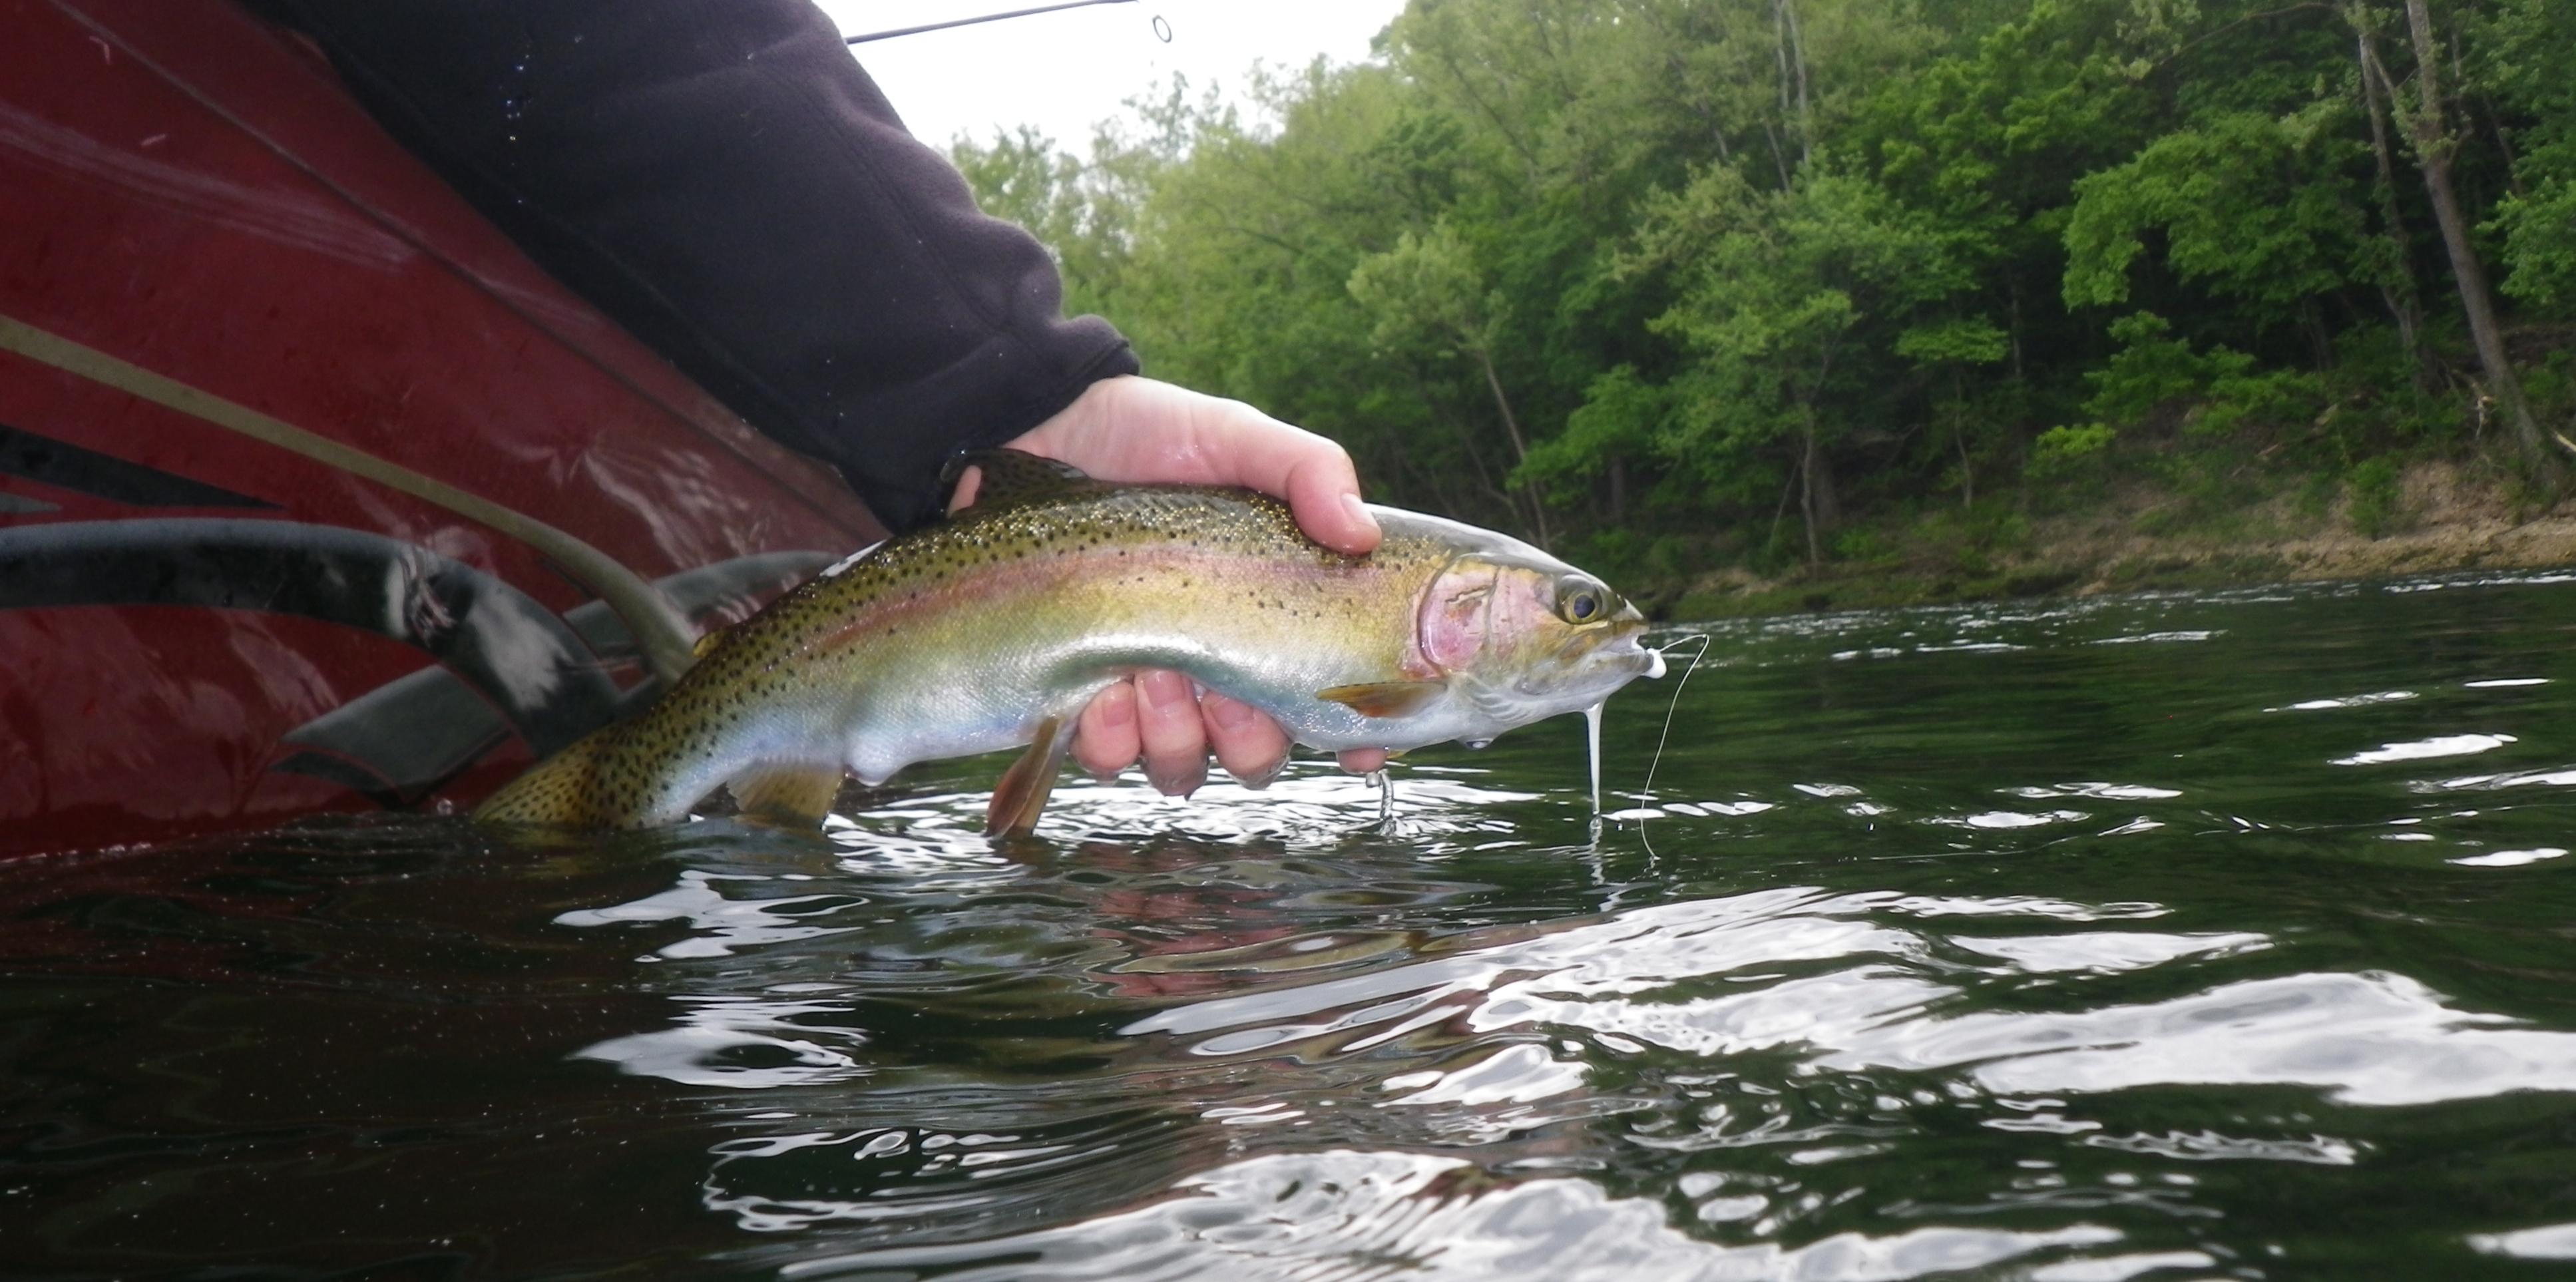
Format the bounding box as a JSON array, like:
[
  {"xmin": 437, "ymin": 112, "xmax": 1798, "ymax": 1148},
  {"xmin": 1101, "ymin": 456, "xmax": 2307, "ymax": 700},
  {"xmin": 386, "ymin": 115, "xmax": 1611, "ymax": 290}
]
[
  {"xmin": 2400, "ymin": 0, "xmax": 2563, "ymax": 483},
  {"xmin": 1797, "ymin": 406, "xmax": 1839, "ymax": 568},
  {"xmin": 1956, "ymin": 419, "xmax": 1976, "ymax": 509},
  {"xmin": 1423, "ymin": 375, "xmax": 1512, "ymax": 521},
  {"xmin": 1952, "ymin": 372, "xmax": 1976, "ymax": 509},
  {"xmin": 1391, "ymin": 444, "xmax": 1462, "ymax": 518},
  {"xmin": 1775, "ymin": 0, "xmax": 1813, "ymax": 171},
  {"xmin": 2007, "ymin": 282, "xmax": 2025, "ymax": 382},
  {"xmin": 2478, "ymin": 91, "xmax": 2528, "ymax": 198},
  {"xmin": 1679, "ymin": 81, "xmax": 1734, "ymax": 167},
  {"xmin": 2354, "ymin": 21, "xmax": 2432, "ymax": 390},
  {"xmin": 1809, "ymin": 435, "xmax": 1841, "ymax": 531},
  {"xmin": 1759, "ymin": 120, "xmax": 1792, "ymax": 190},
  {"xmin": 1472, "ymin": 347, "xmax": 1554, "ymax": 549},
  {"xmin": 1772, "ymin": 0, "xmax": 1793, "ymax": 152},
  {"xmin": 1769, "ymin": 453, "xmax": 1801, "ymax": 558},
  {"xmin": 1799, "ymin": 434, "xmax": 1822, "ymax": 566}
]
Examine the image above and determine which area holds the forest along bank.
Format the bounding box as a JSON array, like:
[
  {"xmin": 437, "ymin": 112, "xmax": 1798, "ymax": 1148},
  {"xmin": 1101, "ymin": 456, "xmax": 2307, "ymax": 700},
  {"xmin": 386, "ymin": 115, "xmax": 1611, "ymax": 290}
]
[{"xmin": 948, "ymin": 0, "xmax": 2576, "ymax": 618}]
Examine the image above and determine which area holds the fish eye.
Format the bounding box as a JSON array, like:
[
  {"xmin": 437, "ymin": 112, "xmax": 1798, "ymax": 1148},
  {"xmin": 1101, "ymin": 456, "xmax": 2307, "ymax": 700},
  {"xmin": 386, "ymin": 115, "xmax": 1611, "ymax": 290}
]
[{"xmin": 1557, "ymin": 578, "xmax": 1607, "ymax": 624}]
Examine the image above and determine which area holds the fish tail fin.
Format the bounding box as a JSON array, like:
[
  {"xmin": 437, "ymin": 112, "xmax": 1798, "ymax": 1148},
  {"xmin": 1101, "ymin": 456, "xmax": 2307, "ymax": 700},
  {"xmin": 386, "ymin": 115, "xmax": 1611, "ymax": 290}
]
[{"xmin": 475, "ymin": 734, "xmax": 611, "ymax": 828}]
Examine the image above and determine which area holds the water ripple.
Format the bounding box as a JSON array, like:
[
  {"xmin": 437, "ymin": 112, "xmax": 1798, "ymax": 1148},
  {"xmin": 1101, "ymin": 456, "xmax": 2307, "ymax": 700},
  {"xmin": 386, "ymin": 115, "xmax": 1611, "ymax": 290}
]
[
  {"xmin": 18, "ymin": 571, "xmax": 2576, "ymax": 1277},
  {"xmin": 777, "ymin": 1149, "xmax": 2121, "ymax": 1281}
]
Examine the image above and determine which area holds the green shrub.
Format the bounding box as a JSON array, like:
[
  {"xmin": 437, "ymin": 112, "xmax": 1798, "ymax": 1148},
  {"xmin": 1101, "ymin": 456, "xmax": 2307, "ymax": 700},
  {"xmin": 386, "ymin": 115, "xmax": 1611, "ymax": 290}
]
[
  {"xmin": 1832, "ymin": 526, "xmax": 1894, "ymax": 564},
  {"xmin": 2197, "ymin": 365, "xmax": 2324, "ymax": 438},
  {"xmin": 2347, "ymin": 457, "xmax": 2404, "ymax": 538},
  {"xmin": 2028, "ymin": 423, "xmax": 2117, "ymax": 483},
  {"xmin": 2081, "ymin": 313, "xmax": 2217, "ymax": 427}
]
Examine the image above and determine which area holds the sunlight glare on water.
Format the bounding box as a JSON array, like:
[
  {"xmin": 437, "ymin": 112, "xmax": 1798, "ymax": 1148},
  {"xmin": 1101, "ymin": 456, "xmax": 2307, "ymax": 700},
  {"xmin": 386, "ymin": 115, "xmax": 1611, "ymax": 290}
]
[{"xmin": 5, "ymin": 570, "xmax": 2576, "ymax": 1278}]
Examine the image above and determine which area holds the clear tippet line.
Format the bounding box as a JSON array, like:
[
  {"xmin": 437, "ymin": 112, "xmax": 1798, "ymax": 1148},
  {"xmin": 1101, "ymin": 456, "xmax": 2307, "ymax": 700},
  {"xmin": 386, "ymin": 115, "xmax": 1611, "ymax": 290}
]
[{"xmin": 1634, "ymin": 632, "xmax": 1713, "ymax": 856}]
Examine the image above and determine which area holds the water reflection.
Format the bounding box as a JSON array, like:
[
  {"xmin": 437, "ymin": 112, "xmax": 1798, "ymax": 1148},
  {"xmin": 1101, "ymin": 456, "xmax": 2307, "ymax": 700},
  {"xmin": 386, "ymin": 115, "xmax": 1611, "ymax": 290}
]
[
  {"xmin": 776, "ymin": 1148, "xmax": 2120, "ymax": 1281},
  {"xmin": 2470, "ymin": 1221, "xmax": 2576, "ymax": 1261},
  {"xmin": 554, "ymin": 792, "xmax": 2573, "ymax": 1274},
  {"xmin": 13, "ymin": 571, "xmax": 2576, "ymax": 1277},
  {"xmin": 531, "ymin": 576, "xmax": 2576, "ymax": 1274}
]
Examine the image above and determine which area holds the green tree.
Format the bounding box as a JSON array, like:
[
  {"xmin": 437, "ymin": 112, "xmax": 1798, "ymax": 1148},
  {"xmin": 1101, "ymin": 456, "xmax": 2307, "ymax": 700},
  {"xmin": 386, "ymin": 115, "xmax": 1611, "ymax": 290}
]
[
  {"xmin": 2483, "ymin": 0, "xmax": 2576, "ymax": 312},
  {"xmin": 946, "ymin": 0, "xmax": 2576, "ymax": 598},
  {"xmin": 2062, "ymin": 108, "xmax": 2372, "ymax": 361},
  {"xmin": 2380, "ymin": 0, "xmax": 2561, "ymax": 481},
  {"xmin": 1348, "ymin": 221, "xmax": 1552, "ymax": 545},
  {"xmin": 1625, "ymin": 166, "xmax": 1970, "ymax": 564}
]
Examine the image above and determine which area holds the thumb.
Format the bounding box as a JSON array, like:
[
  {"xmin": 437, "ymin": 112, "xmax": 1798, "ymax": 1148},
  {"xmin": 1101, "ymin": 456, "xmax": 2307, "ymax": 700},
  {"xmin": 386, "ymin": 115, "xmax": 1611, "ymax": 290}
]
[
  {"xmin": 1283, "ymin": 452, "xmax": 1382, "ymax": 556},
  {"xmin": 1203, "ymin": 414, "xmax": 1379, "ymax": 555}
]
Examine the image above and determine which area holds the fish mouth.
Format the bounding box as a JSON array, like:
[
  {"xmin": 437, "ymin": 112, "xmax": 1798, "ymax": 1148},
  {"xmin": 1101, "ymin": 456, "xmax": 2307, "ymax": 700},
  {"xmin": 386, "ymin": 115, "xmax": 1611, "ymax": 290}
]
[
  {"xmin": 1459, "ymin": 615, "xmax": 1662, "ymax": 732},
  {"xmin": 1604, "ymin": 623, "xmax": 1665, "ymax": 679},
  {"xmin": 1520, "ymin": 616, "xmax": 1660, "ymax": 704},
  {"xmin": 1559, "ymin": 607, "xmax": 1660, "ymax": 678}
]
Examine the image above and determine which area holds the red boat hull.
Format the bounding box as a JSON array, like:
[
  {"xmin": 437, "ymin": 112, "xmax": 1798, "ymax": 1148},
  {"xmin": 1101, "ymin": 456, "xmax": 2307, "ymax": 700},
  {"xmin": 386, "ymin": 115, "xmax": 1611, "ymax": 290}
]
[{"xmin": 0, "ymin": 0, "xmax": 887, "ymax": 857}]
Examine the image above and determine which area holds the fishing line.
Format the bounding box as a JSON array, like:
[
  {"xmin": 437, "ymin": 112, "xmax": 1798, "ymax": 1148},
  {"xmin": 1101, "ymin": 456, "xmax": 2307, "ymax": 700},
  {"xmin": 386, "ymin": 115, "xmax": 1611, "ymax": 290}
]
[
  {"xmin": 843, "ymin": 0, "xmax": 1140, "ymax": 44},
  {"xmin": 1631, "ymin": 632, "xmax": 1713, "ymax": 859},
  {"xmin": 1365, "ymin": 767, "xmax": 1394, "ymax": 828}
]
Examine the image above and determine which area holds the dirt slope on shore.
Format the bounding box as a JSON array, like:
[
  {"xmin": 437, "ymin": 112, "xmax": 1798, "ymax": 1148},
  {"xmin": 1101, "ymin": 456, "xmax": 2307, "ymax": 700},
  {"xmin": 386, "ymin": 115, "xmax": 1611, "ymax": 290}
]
[{"xmin": 1673, "ymin": 461, "xmax": 2576, "ymax": 618}]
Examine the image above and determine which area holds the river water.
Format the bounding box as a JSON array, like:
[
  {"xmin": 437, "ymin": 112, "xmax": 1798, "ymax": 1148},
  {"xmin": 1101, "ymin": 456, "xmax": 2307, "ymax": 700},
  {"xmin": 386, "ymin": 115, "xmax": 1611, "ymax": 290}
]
[{"xmin": 8, "ymin": 572, "xmax": 2576, "ymax": 1279}]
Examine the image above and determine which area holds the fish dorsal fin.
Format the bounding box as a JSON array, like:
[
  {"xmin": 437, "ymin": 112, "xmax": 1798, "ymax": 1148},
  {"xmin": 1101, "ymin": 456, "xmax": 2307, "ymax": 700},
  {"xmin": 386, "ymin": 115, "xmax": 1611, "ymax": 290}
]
[
  {"xmin": 943, "ymin": 449, "xmax": 1097, "ymax": 511},
  {"xmin": 1317, "ymin": 680, "xmax": 1448, "ymax": 718}
]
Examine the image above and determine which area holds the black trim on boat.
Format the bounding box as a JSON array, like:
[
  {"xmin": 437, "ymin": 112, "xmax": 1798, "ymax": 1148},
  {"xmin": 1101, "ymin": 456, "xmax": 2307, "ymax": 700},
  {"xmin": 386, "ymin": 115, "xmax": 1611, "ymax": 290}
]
[{"xmin": 0, "ymin": 423, "xmax": 274, "ymax": 509}]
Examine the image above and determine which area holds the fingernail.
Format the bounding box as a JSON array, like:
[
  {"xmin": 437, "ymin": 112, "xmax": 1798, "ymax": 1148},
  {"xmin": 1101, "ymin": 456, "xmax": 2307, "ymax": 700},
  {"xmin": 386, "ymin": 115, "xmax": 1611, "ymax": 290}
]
[
  {"xmin": 1140, "ymin": 670, "xmax": 1193, "ymax": 712},
  {"xmin": 1096, "ymin": 684, "xmax": 1136, "ymax": 730},
  {"xmin": 1340, "ymin": 493, "xmax": 1380, "ymax": 545},
  {"xmin": 1205, "ymin": 694, "xmax": 1259, "ymax": 732},
  {"xmin": 1149, "ymin": 764, "xmax": 1205, "ymax": 798},
  {"xmin": 1235, "ymin": 751, "xmax": 1289, "ymax": 791}
]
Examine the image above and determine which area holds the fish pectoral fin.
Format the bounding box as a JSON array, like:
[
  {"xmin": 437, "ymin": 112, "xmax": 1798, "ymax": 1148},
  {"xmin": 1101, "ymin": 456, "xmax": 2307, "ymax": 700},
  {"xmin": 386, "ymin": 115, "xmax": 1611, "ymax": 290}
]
[
  {"xmin": 1317, "ymin": 680, "xmax": 1448, "ymax": 718},
  {"xmin": 987, "ymin": 715, "xmax": 1075, "ymax": 837},
  {"xmin": 727, "ymin": 761, "xmax": 846, "ymax": 828},
  {"xmin": 690, "ymin": 629, "xmax": 725, "ymax": 661}
]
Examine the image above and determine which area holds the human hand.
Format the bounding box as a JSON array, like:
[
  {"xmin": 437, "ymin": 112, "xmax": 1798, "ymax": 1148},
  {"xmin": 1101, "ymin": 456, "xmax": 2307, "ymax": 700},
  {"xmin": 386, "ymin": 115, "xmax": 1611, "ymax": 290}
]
[{"xmin": 951, "ymin": 375, "xmax": 1391, "ymax": 793}]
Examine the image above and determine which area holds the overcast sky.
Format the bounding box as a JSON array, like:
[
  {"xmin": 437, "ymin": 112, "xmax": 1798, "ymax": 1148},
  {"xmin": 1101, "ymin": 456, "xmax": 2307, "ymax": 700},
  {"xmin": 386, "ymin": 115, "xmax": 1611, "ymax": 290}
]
[{"xmin": 815, "ymin": 0, "xmax": 1408, "ymax": 152}]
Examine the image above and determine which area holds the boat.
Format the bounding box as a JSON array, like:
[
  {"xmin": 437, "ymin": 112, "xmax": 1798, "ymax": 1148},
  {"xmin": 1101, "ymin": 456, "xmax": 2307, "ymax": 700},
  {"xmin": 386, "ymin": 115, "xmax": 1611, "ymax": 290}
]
[{"xmin": 0, "ymin": 0, "xmax": 887, "ymax": 859}]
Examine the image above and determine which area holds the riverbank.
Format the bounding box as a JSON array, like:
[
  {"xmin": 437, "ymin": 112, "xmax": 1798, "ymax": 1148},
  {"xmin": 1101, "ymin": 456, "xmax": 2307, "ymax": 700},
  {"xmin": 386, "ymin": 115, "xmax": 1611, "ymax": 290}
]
[{"xmin": 1666, "ymin": 460, "xmax": 2576, "ymax": 618}]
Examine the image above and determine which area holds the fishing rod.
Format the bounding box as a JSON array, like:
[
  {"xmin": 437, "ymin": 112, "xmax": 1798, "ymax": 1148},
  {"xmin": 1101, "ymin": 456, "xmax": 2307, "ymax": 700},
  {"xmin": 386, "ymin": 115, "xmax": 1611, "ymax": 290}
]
[{"xmin": 844, "ymin": 0, "xmax": 1159, "ymax": 45}]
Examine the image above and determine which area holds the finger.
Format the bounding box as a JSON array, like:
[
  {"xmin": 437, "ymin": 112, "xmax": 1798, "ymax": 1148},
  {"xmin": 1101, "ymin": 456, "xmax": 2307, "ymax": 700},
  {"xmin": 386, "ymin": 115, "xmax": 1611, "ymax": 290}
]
[
  {"xmin": 945, "ymin": 463, "xmax": 982, "ymax": 513},
  {"xmin": 1190, "ymin": 407, "xmax": 1381, "ymax": 556},
  {"xmin": 1135, "ymin": 669, "xmax": 1209, "ymax": 796},
  {"xmin": 1202, "ymin": 691, "xmax": 1290, "ymax": 789},
  {"xmin": 1074, "ymin": 680, "xmax": 1140, "ymax": 779},
  {"xmin": 1338, "ymin": 748, "xmax": 1389, "ymax": 773},
  {"xmin": 1291, "ymin": 460, "xmax": 1385, "ymax": 558}
]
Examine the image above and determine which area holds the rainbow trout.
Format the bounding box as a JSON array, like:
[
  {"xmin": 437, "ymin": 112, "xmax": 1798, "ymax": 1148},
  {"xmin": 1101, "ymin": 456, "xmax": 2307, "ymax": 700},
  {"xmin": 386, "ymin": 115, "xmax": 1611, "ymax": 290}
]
[{"xmin": 477, "ymin": 451, "xmax": 1664, "ymax": 834}]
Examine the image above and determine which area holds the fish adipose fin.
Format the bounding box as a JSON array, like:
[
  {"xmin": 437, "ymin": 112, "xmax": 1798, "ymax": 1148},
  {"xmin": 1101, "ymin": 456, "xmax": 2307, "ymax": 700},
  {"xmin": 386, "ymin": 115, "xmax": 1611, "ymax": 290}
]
[
  {"xmin": 942, "ymin": 449, "xmax": 1098, "ymax": 511},
  {"xmin": 986, "ymin": 714, "xmax": 1076, "ymax": 836},
  {"xmin": 728, "ymin": 762, "xmax": 845, "ymax": 827},
  {"xmin": 1317, "ymin": 680, "xmax": 1447, "ymax": 718}
]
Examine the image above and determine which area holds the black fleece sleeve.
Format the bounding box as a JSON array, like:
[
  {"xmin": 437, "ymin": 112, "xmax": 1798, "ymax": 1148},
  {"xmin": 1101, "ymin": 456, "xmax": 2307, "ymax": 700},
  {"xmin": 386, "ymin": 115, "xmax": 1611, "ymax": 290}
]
[{"xmin": 256, "ymin": 0, "xmax": 1140, "ymax": 531}]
